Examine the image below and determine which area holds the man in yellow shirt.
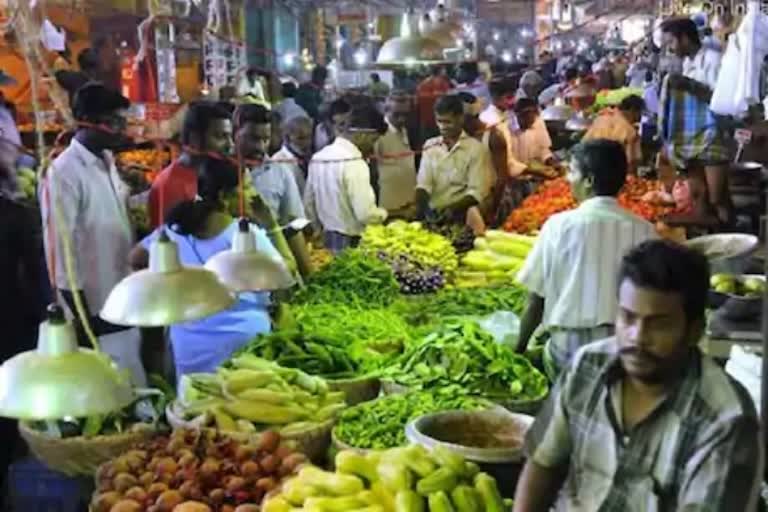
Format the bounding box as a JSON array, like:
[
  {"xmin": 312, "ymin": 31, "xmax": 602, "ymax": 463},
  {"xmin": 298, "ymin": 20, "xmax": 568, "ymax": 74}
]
[{"xmin": 583, "ymin": 95, "xmax": 645, "ymax": 174}]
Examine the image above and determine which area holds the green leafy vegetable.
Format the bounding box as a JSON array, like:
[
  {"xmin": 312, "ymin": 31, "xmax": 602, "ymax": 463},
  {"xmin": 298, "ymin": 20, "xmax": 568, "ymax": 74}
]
[
  {"xmin": 335, "ymin": 389, "xmax": 489, "ymax": 449},
  {"xmin": 382, "ymin": 321, "xmax": 548, "ymax": 402}
]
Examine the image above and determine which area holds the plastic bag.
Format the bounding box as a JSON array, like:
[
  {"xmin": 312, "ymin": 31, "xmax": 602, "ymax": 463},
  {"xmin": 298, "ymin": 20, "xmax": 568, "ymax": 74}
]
[{"xmin": 478, "ymin": 311, "xmax": 521, "ymax": 350}]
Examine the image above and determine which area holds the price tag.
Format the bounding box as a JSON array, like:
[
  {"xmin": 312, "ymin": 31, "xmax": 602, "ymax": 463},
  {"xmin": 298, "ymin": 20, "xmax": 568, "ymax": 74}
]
[{"xmin": 735, "ymin": 129, "xmax": 752, "ymax": 145}]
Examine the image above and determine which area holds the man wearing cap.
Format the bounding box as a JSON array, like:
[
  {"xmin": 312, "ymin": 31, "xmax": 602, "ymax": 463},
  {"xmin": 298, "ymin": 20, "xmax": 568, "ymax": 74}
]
[{"xmin": 41, "ymin": 83, "xmax": 146, "ymax": 385}]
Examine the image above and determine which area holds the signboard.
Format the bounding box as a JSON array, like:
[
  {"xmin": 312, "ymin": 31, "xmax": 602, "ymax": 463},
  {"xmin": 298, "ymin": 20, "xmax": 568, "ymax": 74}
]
[{"xmin": 477, "ymin": 0, "xmax": 534, "ymax": 24}]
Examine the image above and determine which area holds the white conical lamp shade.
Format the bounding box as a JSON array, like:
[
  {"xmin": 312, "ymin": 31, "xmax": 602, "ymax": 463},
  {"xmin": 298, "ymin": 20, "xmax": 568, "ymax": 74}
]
[
  {"xmin": 100, "ymin": 231, "xmax": 235, "ymax": 327},
  {"xmin": 205, "ymin": 219, "xmax": 296, "ymax": 292},
  {"xmin": 0, "ymin": 305, "xmax": 133, "ymax": 420}
]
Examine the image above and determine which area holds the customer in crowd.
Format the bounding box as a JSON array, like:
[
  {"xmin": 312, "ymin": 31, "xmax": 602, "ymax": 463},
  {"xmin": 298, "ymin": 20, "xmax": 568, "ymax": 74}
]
[
  {"xmin": 509, "ymin": 98, "xmax": 558, "ymax": 171},
  {"xmin": 234, "ymin": 104, "xmax": 304, "ymax": 226},
  {"xmin": 149, "ymin": 102, "xmax": 233, "ymax": 227},
  {"xmin": 417, "ymin": 65, "xmax": 452, "ymax": 139},
  {"xmin": 480, "ymin": 76, "xmax": 517, "ymax": 130},
  {"xmin": 304, "ymin": 104, "xmax": 388, "ymax": 253},
  {"xmin": 368, "ymin": 73, "xmax": 391, "ymax": 100},
  {"xmin": 516, "ymin": 140, "xmax": 657, "ymax": 379},
  {"xmin": 373, "ymin": 91, "xmax": 418, "ymax": 219},
  {"xmin": 273, "ymin": 81, "xmax": 309, "ymax": 128},
  {"xmin": 130, "ymin": 158, "xmax": 281, "ymax": 378},
  {"xmin": 583, "ymin": 95, "xmax": 645, "ymax": 174},
  {"xmin": 0, "ymin": 123, "xmax": 46, "ymax": 492},
  {"xmin": 453, "ymin": 61, "xmax": 491, "ymax": 110},
  {"xmin": 416, "ymin": 94, "xmax": 493, "ymax": 225},
  {"xmin": 273, "ymin": 115, "xmax": 313, "ymax": 195},
  {"xmin": 516, "ymin": 71, "xmax": 545, "ymax": 102},
  {"xmin": 314, "ymin": 98, "xmax": 351, "ymax": 152},
  {"xmin": 538, "ymin": 67, "xmax": 579, "ymax": 107},
  {"xmin": 42, "ymin": 83, "xmax": 146, "ymax": 385},
  {"xmin": 514, "ymin": 239, "xmax": 761, "ymax": 512},
  {"xmin": 296, "ymin": 65, "xmax": 328, "ymax": 121},
  {"xmin": 54, "ymin": 47, "xmax": 101, "ymax": 107}
]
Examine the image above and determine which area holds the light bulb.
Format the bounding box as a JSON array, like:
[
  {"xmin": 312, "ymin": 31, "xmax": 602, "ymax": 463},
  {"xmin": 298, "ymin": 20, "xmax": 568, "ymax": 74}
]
[
  {"xmin": 456, "ymin": 38, "xmax": 464, "ymax": 47},
  {"xmin": 493, "ymin": 32, "xmax": 500, "ymax": 41},
  {"xmin": 354, "ymin": 49, "xmax": 367, "ymax": 66},
  {"xmin": 283, "ymin": 53, "xmax": 296, "ymax": 67},
  {"xmin": 502, "ymin": 50, "xmax": 512, "ymax": 63}
]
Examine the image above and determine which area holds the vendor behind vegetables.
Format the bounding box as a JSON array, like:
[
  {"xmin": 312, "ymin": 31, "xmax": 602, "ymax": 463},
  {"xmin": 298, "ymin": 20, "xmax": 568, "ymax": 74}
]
[
  {"xmin": 415, "ymin": 94, "xmax": 494, "ymax": 225},
  {"xmin": 582, "ymin": 95, "xmax": 645, "ymax": 175},
  {"xmin": 508, "ymin": 98, "xmax": 563, "ymax": 178},
  {"xmin": 513, "ymin": 240, "xmax": 761, "ymax": 512},
  {"xmin": 516, "ymin": 140, "xmax": 657, "ymax": 380},
  {"xmin": 129, "ymin": 158, "xmax": 284, "ymax": 378}
]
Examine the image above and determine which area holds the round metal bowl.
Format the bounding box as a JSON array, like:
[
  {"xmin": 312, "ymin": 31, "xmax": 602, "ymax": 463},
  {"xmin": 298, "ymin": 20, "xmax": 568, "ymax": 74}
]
[
  {"xmin": 731, "ymin": 161, "xmax": 764, "ymax": 173},
  {"xmin": 716, "ymin": 274, "xmax": 765, "ymax": 321},
  {"xmin": 685, "ymin": 234, "xmax": 759, "ymax": 274}
]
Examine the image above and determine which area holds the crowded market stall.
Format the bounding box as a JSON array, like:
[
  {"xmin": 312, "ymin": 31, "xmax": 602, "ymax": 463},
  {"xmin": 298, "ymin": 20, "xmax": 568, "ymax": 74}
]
[{"xmin": 0, "ymin": 0, "xmax": 768, "ymax": 510}]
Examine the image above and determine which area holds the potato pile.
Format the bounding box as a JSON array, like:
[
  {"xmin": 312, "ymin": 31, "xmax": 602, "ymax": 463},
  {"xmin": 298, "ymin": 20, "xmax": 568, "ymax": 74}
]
[{"xmin": 91, "ymin": 429, "xmax": 307, "ymax": 512}]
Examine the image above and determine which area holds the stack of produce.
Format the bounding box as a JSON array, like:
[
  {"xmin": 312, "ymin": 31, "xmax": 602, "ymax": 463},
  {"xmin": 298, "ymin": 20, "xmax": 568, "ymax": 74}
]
[
  {"xmin": 334, "ymin": 389, "xmax": 489, "ymax": 450},
  {"xmin": 503, "ymin": 177, "xmax": 673, "ymax": 234},
  {"xmin": 382, "ymin": 321, "xmax": 548, "ymax": 405},
  {"xmin": 174, "ymin": 355, "xmax": 346, "ymax": 436},
  {"xmin": 263, "ymin": 445, "xmax": 509, "ymax": 511},
  {"xmin": 16, "ymin": 167, "xmax": 37, "ymax": 204},
  {"xmin": 503, "ymin": 178, "xmax": 577, "ymax": 234},
  {"xmin": 591, "ymin": 87, "xmax": 643, "ymax": 112},
  {"xmin": 378, "ymin": 253, "xmax": 446, "ymax": 295},
  {"xmin": 116, "ymin": 148, "xmax": 172, "ymax": 174},
  {"xmin": 456, "ymin": 231, "xmax": 536, "ymax": 287},
  {"xmin": 91, "ymin": 428, "xmax": 306, "ymax": 512},
  {"xmin": 291, "ymin": 250, "xmax": 400, "ymax": 307},
  {"xmin": 308, "ymin": 245, "xmax": 333, "ymax": 270},
  {"xmin": 361, "ymin": 221, "xmax": 458, "ymax": 278},
  {"xmin": 394, "ymin": 286, "xmax": 528, "ymax": 326},
  {"xmin": 424, "ymin": 223, "xmax": 476, "ymax": 254},
  {"xmin": 233, "ymin": 331, "xmax": 359, "ymax": 380},
  {"xmin": 291, "ymin": 304, "xmax": 416, "ymax": 373}
]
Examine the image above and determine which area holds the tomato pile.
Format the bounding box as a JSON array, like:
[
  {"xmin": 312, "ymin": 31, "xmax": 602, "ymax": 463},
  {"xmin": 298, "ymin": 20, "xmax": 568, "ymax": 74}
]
[{"xmin": 503, "ymin": 177, "xmax": 673, "ymax": 234}]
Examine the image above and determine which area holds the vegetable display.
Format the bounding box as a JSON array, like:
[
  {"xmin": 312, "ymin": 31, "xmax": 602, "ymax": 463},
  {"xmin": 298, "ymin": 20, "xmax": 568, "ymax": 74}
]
[
  {"xmin": 175, "ymin": 356, "xmax": 346, "ymax": 435},
  {"xmin": 503, "ymin": 177, "xmax": 673, "ymax": 234},
  {"xmin": 394, "ymin": 286, "xmax": 528, "ymax": 326},
  {"xmin": 291, "ymin": 250, "xmax": 400, "ymax": 307},
  {"xmin": 382, "ymin": 321, "xmax": 548, "ymax": 403},
  {"xmin": 591, "ymin": 87, "xmax": 643, "ymax": 112},
  {"xmin": 379, "ymin": 253, "xmax": 446, "ymax": 295},
  {"xmin": 91, "ymin": 428, "xmax": 306, "ymax": 512},
  {"xmin": 263, "ymin": 445, "xmax": 509, "ymax": 512},
  {"xmin": 456, "ymin": 231, "xmax": 535, "ymax": 288},
  {"xmin": 233, "ymin": 331, "xmax": 358, "ymax": 379},
  {"xmin": 334, "ymin": 390, "xmax": 489, "ymax": 450},
  {"xmin": 361, "ymin": 221, "xmax": 459, "ymax": 276}
]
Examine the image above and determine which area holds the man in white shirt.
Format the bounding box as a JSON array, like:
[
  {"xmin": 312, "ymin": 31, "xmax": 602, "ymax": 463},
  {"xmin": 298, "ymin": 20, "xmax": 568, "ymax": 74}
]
[
  {"xmin": 273, "ymin": 116, "xmax": 313, "ymax": 195},
  {"xmin": 517, "ymin": 139, "xmax": 657, "ymax": 379},
  {"xmin": 374, "ymin": 92, "xmax": 418, "ymax": 219},
  {"xmin": 234, "ymin": 104, "xmax": 305, "ymax": 225},
  {"xmin": 41, "ymin": 83, "xmax": 146, "ymax": 385},
  {"xmin": 304, "ymin": 104, "xmax": 388, "ymax": 253},
  {"xmin": 416, "ymin": 94, "xmax": 494, "ymax": 224},
  {"xmin": 538, "ymin": 68, "xmax": 578, "ymax": 107},
  {"xmin": 510, "ymin": 98, "xmax": 559, "ymax": 169},
  {"xmin": 273, "ymin": 82, "xmax": 309, "ymax": 128}
]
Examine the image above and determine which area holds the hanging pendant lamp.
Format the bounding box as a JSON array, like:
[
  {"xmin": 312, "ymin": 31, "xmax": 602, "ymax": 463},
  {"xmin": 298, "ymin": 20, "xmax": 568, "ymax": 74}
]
[
  {"xmin": 0, "ymin": 304, "xmax": 133, "ymax": 420},
  {"xmin": 100, "ymin": 230, "xmax": 235, "ymax": 327},
  {"xmin": 205, "ymin": 218, "xmax": 296, "ymax": 292}
]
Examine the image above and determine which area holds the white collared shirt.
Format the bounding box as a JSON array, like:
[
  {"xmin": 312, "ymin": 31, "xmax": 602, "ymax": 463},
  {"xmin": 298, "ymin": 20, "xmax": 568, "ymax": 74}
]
[
  {"xmin": 272, "ymin": 145, "xmax": 307, "ymax": 195},
  {"xmin": 42, "ymin": 138, "xmax": 133, "ymax": 311},
  {"xmin": 41, "ymin": 138, "xmax": 146, "ymax": 385},
  {"xmin": 509, "ymin": 117, "xmax": 554, "ymax": 165},
  {"xmin": 517, "ymin": 196, "xmax": 658, "ymax": 329},
  {"xmin": 374, "ymin": 119, "xmax": 416, "ymax": 211},
  {"xmin": 683, "ymin": 46, "xmax": 722, "ymax": 90},
  {"xmin": 417, "ymin": 131, "xmax": 494, "ymax": 210},
  {"xmin": 250, "ymin": 156, "xmax": 305, "ymax": 225},
  {"xmin": 304, "ymin": 136, "xmax": 387, "ymax": 236},
  {"xmin": 274, "ymin": 98, "xmax": 309, "ymax": 127}
]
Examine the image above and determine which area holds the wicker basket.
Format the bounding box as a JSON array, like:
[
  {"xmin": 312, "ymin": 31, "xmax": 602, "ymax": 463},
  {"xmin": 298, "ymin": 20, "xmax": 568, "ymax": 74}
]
[
  {"xmin": 166, "ymin": 403, "xmax": 334, "ymax": 462},
  {"xmin": 19, "ymin": 422, "xmax": 156, "ymax": 477},
  {"xmin": 328, "ymin": 376, "xmax": 381, "ymax": 405},
  {"xmin": 330, "ymin": 426, "xmax": 377, "ymax": 456},
  {"xmin": 380, "ymin": 379, "xmax": 409, "ymax": 395}
]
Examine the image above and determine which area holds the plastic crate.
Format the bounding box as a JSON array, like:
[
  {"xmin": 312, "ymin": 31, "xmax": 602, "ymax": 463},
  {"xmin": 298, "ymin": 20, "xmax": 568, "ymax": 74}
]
[{"xmin": 5, "ymin": 457, "xmax": 93, "ymax": 512}]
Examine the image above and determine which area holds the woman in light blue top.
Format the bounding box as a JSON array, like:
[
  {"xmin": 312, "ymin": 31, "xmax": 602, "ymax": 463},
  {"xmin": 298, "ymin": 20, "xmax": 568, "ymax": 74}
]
[{"xmin": 129, "ymin": 157, "xmax": 281, "ymax": 378}]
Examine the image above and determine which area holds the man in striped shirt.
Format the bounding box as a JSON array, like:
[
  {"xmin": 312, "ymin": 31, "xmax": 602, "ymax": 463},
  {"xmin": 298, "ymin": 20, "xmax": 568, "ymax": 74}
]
[
  {"xmin": 516, "ymin": 139, "xmax": 657, "ymax": 379},
  {"xmin": 514, "ymin": 240, "xmax": 761, "ymax": 512}
]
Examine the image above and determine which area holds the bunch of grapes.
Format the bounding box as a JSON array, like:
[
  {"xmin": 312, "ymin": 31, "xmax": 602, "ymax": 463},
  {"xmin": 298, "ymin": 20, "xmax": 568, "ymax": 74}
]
[{"xmin": 378, "ymin": 253, "xmax": 445, "ymax": 295}]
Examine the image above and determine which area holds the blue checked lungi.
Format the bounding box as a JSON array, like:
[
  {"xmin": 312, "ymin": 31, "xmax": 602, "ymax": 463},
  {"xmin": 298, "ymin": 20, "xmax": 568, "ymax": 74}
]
[
  {"xmin": 323, "ymin": 231, "xmax": 361, "ymax": 255},
  {"xmin": 658, "ymin": 74, "xmax": 733, "ymax": 169}
]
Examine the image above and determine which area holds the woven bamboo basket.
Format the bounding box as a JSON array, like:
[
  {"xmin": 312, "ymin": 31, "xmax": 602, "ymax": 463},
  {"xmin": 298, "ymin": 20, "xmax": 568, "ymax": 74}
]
[
  {"xmin": 19, "ymin": 422, "xmax": 156, "ymax": 477},
  {"xmin": 330, "ymin": 426, "xmax": 377, "ymax": 457},
  {"xmin": 327, "ymin": 376, "xmax": 381, "ymax": 405},
  {"xmin": 166, "ymin": 403, "xmax": 334, "ymax": 463}
]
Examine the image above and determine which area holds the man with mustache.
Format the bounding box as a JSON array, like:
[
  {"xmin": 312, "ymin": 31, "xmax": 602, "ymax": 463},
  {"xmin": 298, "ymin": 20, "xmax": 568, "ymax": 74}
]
[{"xmin": 514, "ymin": 240, "xmax": 761, "ymax": 512}]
